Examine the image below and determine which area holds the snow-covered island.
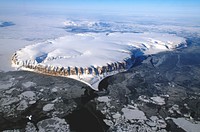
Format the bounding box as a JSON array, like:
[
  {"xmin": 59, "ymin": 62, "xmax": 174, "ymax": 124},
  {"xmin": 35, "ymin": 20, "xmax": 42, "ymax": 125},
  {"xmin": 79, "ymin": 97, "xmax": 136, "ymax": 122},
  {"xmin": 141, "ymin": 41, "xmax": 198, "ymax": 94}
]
[{"xmin": 11, "ymin": 32, "xmax": 186, "ymax": 90}]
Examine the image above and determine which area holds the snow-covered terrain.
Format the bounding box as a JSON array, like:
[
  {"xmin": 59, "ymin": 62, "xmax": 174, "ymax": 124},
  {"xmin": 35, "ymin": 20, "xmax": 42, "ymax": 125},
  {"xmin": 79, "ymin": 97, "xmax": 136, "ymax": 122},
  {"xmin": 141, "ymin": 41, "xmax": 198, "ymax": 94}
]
[
  {"xmin": 63, "ymin": 20, "xmax": 200, "ymax": 36},
  {"xmin": 0, "ymin": 15, "xmax": 67, "ymax": 71},
  {"xmin": 12, "ymin": 32, "xmax": 185, "ymax": 90},
  {"xmin": 0, "ymin": 13, "xmax": 199, "ymax": 72}
]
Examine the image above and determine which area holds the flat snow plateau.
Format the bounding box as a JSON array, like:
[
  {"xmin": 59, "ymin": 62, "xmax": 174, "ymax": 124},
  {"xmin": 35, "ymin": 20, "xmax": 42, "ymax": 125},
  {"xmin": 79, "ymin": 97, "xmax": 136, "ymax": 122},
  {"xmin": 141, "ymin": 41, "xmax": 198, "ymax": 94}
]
[
  {"xmin": 15, "ymin": 32, "xmax": 185, "ymax": 68},
  {"xmin": 13, "ymin": 32, "xmax": 185, "ymax": 90}
]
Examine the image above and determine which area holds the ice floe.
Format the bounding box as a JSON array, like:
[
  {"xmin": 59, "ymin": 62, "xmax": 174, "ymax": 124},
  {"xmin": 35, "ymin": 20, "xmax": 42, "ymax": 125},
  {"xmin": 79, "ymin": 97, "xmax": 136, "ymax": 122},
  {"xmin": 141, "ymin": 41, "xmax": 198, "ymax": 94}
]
[
  {"xmin": 43, "ymin": 103, "xmax": 54, "ymax": 112},
  {"xmin": 171, "ymin": 118, "xmax": 200, "ymax": 132}
]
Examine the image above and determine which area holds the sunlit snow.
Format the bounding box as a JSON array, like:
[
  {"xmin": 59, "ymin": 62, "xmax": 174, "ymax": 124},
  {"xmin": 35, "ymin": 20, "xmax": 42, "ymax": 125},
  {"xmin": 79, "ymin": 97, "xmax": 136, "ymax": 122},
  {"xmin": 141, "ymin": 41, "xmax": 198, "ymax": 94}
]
[{"xmin": 12, "ymin": 32, "xmax": 185, "ymax": 90}]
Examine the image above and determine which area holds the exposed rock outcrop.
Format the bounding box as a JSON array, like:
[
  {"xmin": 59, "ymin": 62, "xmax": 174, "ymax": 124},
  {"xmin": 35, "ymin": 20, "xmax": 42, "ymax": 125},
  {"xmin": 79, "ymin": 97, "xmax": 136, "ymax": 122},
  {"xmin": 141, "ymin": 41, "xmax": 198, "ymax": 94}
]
[{"xmin": 11, "ymin": 52, "xmax": 135, "ymax": 90}]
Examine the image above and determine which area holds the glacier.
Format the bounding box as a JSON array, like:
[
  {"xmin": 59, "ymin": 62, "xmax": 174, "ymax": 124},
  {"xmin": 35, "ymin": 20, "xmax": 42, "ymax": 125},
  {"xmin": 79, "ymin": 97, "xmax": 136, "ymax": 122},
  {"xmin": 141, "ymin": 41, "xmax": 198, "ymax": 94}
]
[{"xmin": 12, "ymin": 32, "xmax": 186, "ymax": 90}]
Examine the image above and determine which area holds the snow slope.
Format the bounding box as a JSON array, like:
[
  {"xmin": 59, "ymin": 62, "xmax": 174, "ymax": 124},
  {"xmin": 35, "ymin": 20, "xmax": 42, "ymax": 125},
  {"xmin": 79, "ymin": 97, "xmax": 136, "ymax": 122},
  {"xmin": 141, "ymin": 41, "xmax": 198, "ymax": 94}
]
[{"xmin": 12, "ymin": 32, "xmax": 185, "ymax": 90}]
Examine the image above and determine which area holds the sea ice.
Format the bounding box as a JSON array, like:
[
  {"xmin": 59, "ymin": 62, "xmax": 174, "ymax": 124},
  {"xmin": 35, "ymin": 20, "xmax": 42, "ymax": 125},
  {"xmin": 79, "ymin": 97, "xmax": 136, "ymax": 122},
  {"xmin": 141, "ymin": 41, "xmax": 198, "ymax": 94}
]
[
  {"xmin": 172, "ymin": 118, "xmax": 200, "ymax": 132},
  {"xmin": 122, "ymin": 107, "xmax": 147, "ymax": 120},
  {"xmin": 43, "ymin": 103, "xmax": 54, "ymax": 112},
  {"xmin": 97, "ymin": 96, "xmax": 111, "ymax": 103}
]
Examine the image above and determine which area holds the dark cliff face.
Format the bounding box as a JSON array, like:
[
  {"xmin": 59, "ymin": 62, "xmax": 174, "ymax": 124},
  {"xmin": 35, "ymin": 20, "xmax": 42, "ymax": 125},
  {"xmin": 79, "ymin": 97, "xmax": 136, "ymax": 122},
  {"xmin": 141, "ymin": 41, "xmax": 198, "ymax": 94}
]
[{"xmin": 12, "ymin": 51, "xmax": 129, "ymax": 77}]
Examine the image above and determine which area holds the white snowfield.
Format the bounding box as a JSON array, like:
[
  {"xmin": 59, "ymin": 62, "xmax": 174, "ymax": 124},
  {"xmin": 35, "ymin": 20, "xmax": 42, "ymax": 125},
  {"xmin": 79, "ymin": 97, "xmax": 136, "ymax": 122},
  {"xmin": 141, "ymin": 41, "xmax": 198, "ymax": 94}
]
[{"xmin": 12, "ymin": 32, "xmax": 185, "ymax": 90}]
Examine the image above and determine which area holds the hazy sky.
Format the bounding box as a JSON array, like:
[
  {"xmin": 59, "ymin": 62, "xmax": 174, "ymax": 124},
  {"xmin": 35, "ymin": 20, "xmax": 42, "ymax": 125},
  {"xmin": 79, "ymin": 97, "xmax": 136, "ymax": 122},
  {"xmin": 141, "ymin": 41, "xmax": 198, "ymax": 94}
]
[{"xmin": 0, "ymin": 0, "xmax": 200, "ymax": 17}]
